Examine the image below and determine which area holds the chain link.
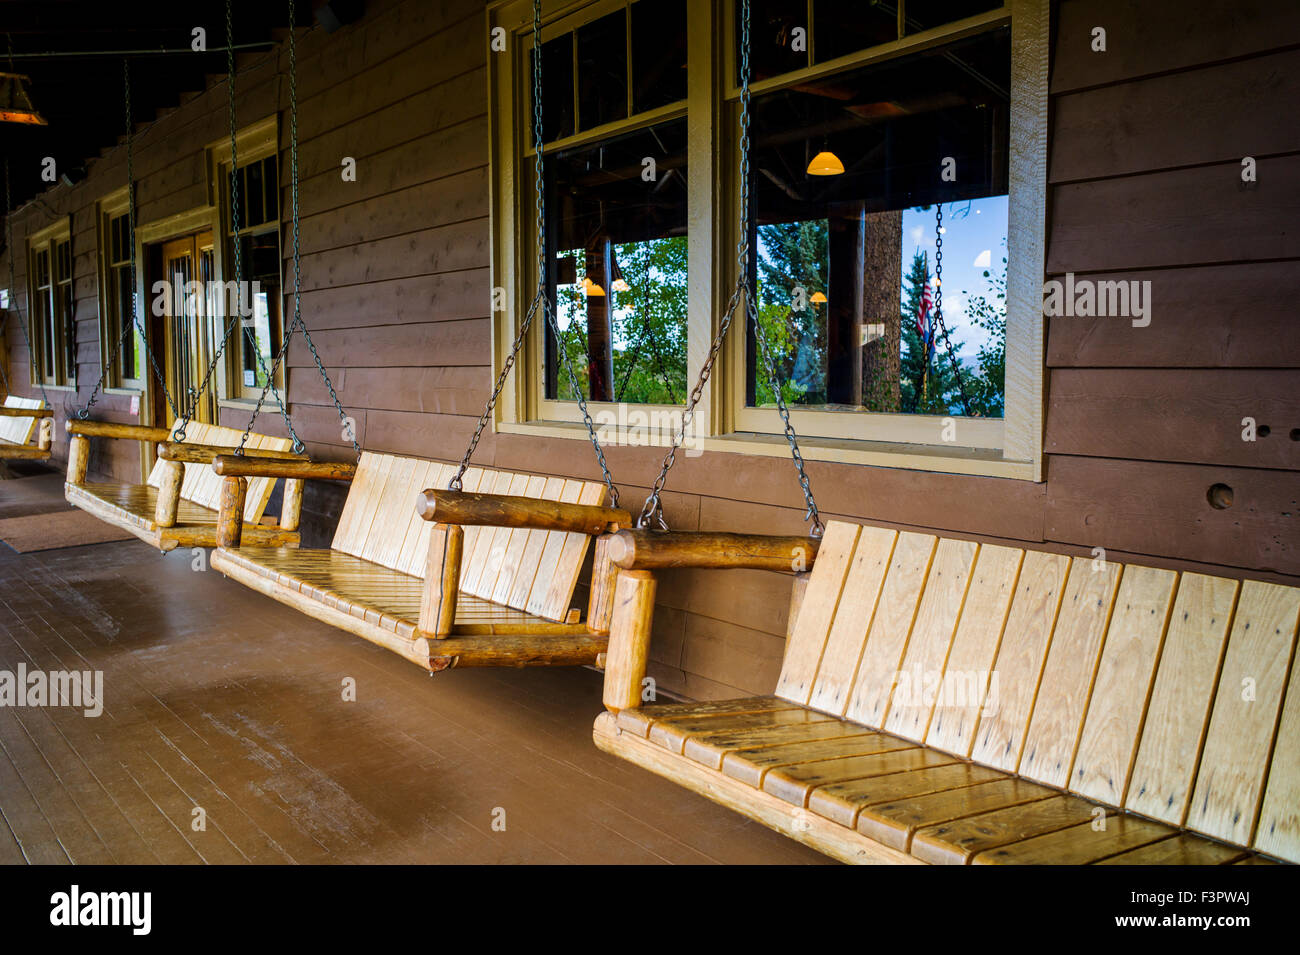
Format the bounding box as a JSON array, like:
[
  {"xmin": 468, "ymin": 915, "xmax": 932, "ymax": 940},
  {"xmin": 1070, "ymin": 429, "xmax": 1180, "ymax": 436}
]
[
  {"xmin": 447, "ymin": 0, "xmax": 619, "ymax": 506},
  {"xmin": 237, "ymin": 0, "xmax": 350, "ymax": 459},
  {"xmin": 3, "ymin": 159, "xmax": 51, "ymax": 410},
  {"xmin": 175, "ymin": 0, "xmax": 296, "ymax": 446},
  {"xmin": 78, "ymin": 60, "xmax": 180, "ymax": 422},
  {"xmin": 636, "ymin": 0, "xmax": 822, "ymax": 537},
  {"xmin": 928, "ymin": 204, "xmax": 973, "ymax": 417}
]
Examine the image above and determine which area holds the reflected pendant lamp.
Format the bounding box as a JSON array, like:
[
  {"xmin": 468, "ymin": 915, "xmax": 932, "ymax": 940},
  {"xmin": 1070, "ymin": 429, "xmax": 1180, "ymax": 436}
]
[
  {"xmin": 807, "ymin": 148, "xmax": 844, "ymax": 176},
  {"xmin": 0, "ymin": 73, "xmax": 47, "ymax": 126}
]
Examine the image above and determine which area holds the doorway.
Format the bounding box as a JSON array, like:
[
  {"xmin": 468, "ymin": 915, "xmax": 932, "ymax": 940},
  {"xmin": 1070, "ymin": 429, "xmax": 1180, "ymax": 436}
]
[{"xmin": 148, "ymin": 230, "xmax": 217, "ymax": 427}]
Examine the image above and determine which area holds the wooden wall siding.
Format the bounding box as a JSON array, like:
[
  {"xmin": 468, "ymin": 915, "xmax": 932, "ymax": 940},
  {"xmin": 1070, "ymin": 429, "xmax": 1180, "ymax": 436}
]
[{"xmin": 2, "ymin": 0, "xmax": 1297, "ymax": 702}]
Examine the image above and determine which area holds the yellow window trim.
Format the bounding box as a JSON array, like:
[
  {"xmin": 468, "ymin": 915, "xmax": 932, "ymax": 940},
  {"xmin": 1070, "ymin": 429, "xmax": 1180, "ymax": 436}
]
[{"xmin": 487, "ymin": 0, "xmax": 1048, "ymax": 481}]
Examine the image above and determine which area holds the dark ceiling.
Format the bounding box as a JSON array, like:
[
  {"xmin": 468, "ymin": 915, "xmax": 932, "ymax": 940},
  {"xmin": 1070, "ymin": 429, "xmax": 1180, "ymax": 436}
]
[{"xmin": 1, "ymin": 0, "xmax": 318, "ymax": 219}]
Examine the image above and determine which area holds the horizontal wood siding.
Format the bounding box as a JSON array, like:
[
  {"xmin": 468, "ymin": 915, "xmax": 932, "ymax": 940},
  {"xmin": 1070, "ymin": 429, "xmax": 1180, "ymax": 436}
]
[{"xmin": 2, "ymin": 0, "xmax": 1295, "ymax": 701}]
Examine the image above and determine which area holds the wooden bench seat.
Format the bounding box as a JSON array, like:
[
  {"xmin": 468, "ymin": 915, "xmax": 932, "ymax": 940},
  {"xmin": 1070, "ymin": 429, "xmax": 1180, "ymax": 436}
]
[
  {"xmin": 65, "ymin": 419, "xmax": 300, "ymax": 551},
  {"xmin": 210, "ymin": 452, "xmax": 628, "ymax": 671},
  {"xmin": 0, "ymin": 395, "xmax": 53, "ymax": 461},
  {"xmin": 596, "ymin": 520, "xmax": 1300, "ymax": 865}
]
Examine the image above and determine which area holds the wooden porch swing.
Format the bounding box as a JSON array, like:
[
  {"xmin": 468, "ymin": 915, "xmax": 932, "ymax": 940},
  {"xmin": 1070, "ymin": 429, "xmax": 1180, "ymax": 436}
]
[
  {"xmin": 64, "ymin": 54, "xmax": 308, "ymax": 550},
  {"xmin": 2, "ymin": 161, "xmax": 54, "ymax": 463},
  {"xmin": 210, "ymin": 0, "xmax": 630, "ymax": 671},
  {"xmin": 593, "ymin": 0, "xmax": 1299, "ymax": 866}
]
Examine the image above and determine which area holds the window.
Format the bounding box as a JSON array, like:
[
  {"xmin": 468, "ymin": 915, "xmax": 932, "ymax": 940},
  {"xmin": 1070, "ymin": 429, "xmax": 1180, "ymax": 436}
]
[
  {"xmin": 219, "ymin": 149, "xmax": 283, "ymax": 398},
  {"xmin": 27, "ymin": 221, "xmax": 75, "ymax": 387},
  {"xmin": 97, "ymin": 193, "xmax": 145, "ymax": 390},
  {"xmin": 525, "ymin": 0, "xmax": 689, "ymax": 415},
  {"xmin": 489, "ymin": 0, "xmax": 1046, "ymax": 479}
]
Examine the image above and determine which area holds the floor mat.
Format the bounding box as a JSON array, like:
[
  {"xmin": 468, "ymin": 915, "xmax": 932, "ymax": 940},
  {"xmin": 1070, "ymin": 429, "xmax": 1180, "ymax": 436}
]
[{"xmin": 0, "ymin": 509, "xmax": 135, "ymax": 552}]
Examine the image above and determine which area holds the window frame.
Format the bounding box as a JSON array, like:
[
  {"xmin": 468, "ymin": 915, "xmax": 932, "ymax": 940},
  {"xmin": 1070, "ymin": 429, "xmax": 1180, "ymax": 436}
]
[
  {"xmin": 488, "ymin": 0, "xmax": 1047, "ymax": 481},
  {"xmin": 26, "ymin": 217, "xmax": 76, "ymax": 390},
  {"xmin": 206, "ymin": 115, "xmax": 285, "ymax": 404},
  {"xmin": 95, "ymin": 187, "xmax": 147, "ymax": 394}
]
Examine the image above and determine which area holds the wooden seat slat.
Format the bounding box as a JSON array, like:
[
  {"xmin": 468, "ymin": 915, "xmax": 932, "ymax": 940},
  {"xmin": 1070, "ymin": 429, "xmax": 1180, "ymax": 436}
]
[
  {"xmin": 970, "ymin": 551, "xmax": 1071, "ymax": 771},
  {"xmin": 842, "ymin": 532, "xmax": 937, "ymax": 728},
  {"xmin": 925, "ymin": 544, "xmax": 1024, "ymax": 756},
  {"xmin": 1096, "ymin": 832, "xmax": 1250, "ymax": 865},
  {"xmin": 972, "ymin": 815, "xmax": 1176, "ymax": 866},
  {"xmin": 649, "ymin": 707, "xmax": 828, "ymax": 752},
  {"xmin": 1125, "ymin": 573, "xmax": 1238, "ymax": 826},
  {"xmin": 763, "ymin": 747, "xmax": 957, "ymax": 808},
  {"xmin": 1017, "ymin": 560, "xmax": 1122, "ymax": 787},
  {"xmin": 807, "ymin": 526, "xmax": 897, "ymax": 715},
  {"xmin": 910, "ymin": 794, "xmax": 1100, "ymax": 865},
  {"xmin": 683, "ymin": 719, "xmax": 886, "ymax": 770},
  {"xmin": 1070, "ymin": 565, "xmax": 1179, "ymax": 806},
  {"xmin": 462, "ymin": 471, "xmax": 517, "ymax": 595},
  {"xmin": 856, "ymin": 776, "xmax": 1058, "ymax": 853},
  {"xmin": 615, "ymin": 696, "xmax": 788, "ymax": 738},
  {"xmin": 0, "ymin": 395, "xmax": 45, "ymax": 446},
  {"xmin": 1188, "ymin": 580, "xmax": 1300, "ymax": 847},
  {"xmin": 504, "ymin": 476, "xmax": 568, "ymax": 609},
  {"xmin": 884, "ymin": 538, "xmax": 979, "ymax": 741},
  {"xmin": 720, "ymin": 732, "xmax": 905, "ymax": 787},
  {"xmin": 808, "ymin": 763, "xmax": 1008, "ymax": 830}
]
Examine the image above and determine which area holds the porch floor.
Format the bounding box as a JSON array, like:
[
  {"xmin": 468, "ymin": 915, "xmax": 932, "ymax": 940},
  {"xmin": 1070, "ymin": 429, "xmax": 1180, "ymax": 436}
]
[{"xmin": 0, "ymin": 469, "xmax": 826, "ymax": 864}]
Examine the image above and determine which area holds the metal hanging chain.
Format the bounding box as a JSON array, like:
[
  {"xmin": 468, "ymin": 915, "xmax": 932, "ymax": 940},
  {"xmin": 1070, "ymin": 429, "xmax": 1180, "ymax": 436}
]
[
  {"xmin": 78, "ymin": 59, "xmax": 179, "ymax": 421},
  {"xmin": 927, "ymin": 204, "xmax": 973, "ymax": 417},
  {"xmin": 237, "ymin": 0, "xmax": 353, "ymax": 459},
  {"xmin": 447, "ymin": 0, "xmax": 619, "ymax": 507},
  {"xmin": 637, "ymin": 0, "xmax": 822, "ymax": 537},
  {"xmin": 4, "ymin": 159, "xmax": 52, "ymax": 409},
  {"xmin": 174, "ymin": 0, "xmax": 297, "ymax": 444}
]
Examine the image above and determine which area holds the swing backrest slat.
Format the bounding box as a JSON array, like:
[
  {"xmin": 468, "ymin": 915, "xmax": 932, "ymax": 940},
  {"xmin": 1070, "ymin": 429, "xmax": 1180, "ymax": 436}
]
[
  {"xmin": 0, "ymin": 395, "xmax": 45, "ymax": 445},
  {"xmin": 146, "ymin": 419, "xmax": 293, "ymax": 523},
  {"xmin": 330, "ymin": 451, "xmax": 606, "ymax": 622},
  {"xmin": 778, "ymin": 518, "xmax": 1300, "ymax": 863}
]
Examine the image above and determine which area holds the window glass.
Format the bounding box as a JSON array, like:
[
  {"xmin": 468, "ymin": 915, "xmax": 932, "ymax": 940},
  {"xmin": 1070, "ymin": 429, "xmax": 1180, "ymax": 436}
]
[
  {"xmin": 535, "ymin": 34, "xmax": 576, "ymax": 143},
  {"xmin": 813, "ymin": 0, "xmax": 898, "ymax": 63},
  {"xmin": 631, "ymin": 0, "xmax": 687, "ymax": 112},
  {"xmin": 747, "ymin": 28, "xmax": 1010, "ymax": 419},
  {"xmin": 545, "ymin": 118, "xmax": 688, "ymax": 405},
  {"xmin": 577, "ymin": 9, "xmax": 629, "ymax": 130},
  {"xmin": 905, "ymin": 0, "xmax": 1003, "ymax": 35}
]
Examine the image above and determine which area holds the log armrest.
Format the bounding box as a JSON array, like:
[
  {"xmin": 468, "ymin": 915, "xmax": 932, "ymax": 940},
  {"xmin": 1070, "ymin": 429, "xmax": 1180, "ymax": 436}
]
[
  {"xmin": 0, "ymin": 406, "xmax": 53, "ymax": 418},
  {"xmin": 414, "ymin": 489, "xmax": 633, "ymax": 640},
  {"xmin": 212, "ymin": 455, "xmax": 356, "ymax": 547},
  {"xmin": 417, "ymin": 489, "xmax": 631, "ymax": 535},
  {"xmin": 66, "ymin": 419, "xmax": 176, "ymax": 485},
  {"xmin": 599, "ymin": 530, "xmax": 819, "ymax": 716},
  {"xmin": 158, "ymin": 442, "xmax": 308, "ymax": 465}
]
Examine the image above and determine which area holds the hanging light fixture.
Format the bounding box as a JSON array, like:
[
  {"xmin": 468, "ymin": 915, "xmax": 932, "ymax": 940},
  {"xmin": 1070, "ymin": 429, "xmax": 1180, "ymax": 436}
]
[
  {"xmin": 583, "ymin": 276, "xmax": 606, "ymax": 297},
  {"xmin": 609, "ymin": 255, "xmax": 629, "ymax": 293},
  {"xmin": 810, "ymin": 291, "xmax": 828, "ymax": 304},
  {"xmin": 806, "ymin": 149, "xmax": 843, "ymax": 176},
  {"xmin": 0, "ymin": 72, "xmax": 47, "ymax": 126}
]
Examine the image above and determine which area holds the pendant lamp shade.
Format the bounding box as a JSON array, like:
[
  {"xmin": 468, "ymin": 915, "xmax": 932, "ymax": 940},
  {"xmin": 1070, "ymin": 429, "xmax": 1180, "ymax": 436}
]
[{"xmin": 0, "ymin": 73, "xmax": 47, "ymax": 126}]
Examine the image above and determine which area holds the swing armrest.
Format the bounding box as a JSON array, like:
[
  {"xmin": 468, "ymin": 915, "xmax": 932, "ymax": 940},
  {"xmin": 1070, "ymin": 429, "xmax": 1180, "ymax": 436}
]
[
  {"xmin": 211, "ymin": 455, "xmax": 356, "ymax": 481},
  {"xmin": 417, "ymin": 489, "xmax": 631, "ymax": 535},
  {"xmin": 66, "ymin": 419, "xmax": 173, "ymax": 443},
  {"xmin": 606, "ymin": 529, "xmax": 819, "ymax": 572},
  {"xmin": 0, "ymin": 406, "xmax": 53, "ymax": 418},
  {"xmin": 157, "ymin": 442, "xmax": 308, "ymax": 465},
  {"xmin": 212, "ymin": 457, "xmax": 356, "ymax": 547}
]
